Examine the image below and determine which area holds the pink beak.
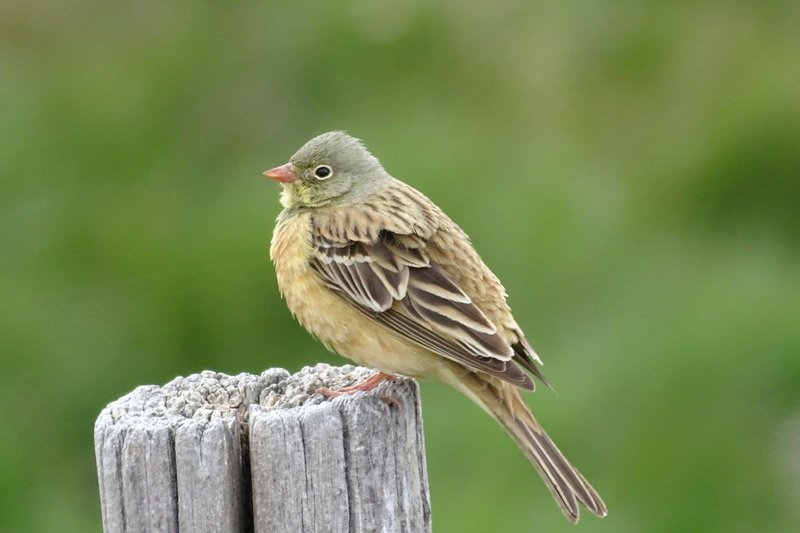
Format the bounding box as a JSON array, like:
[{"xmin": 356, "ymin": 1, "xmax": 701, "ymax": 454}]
[{"xmin": 263, "ymin": 163, "xmax": 297, "ymax": 183}]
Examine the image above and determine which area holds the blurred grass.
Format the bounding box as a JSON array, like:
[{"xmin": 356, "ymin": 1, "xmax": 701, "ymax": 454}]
[{"xmin": 1, "ymin": 1, "xmax": 799, "ymax": 531}]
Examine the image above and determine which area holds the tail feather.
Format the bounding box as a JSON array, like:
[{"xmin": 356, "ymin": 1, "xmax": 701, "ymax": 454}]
[
  {"xmin": 449, "ymin": 370, "xmax": 607, "ymax": 523},
  {"xmin": 513, "ymin": 416, "xmax": 607, "ymax": 522}
]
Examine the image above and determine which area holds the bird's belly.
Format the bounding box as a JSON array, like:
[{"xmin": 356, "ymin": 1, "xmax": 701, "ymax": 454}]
[{"xmin": 271, "ymin": 212, "xmax": 441, "ymax": 379}]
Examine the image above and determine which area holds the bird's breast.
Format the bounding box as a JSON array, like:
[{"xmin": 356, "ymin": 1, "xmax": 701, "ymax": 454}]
[
  {"xmin": 271, "ymin": 211, "xmax": 349, "ymax": 348},
  {"xmin": 269, "ymin": 210, "xmax": 444, "ymax": 378}
]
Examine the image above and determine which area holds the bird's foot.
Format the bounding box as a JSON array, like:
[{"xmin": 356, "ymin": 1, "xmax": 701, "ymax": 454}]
[{"xmin": 318, "ymin": 371, "xmax": 397, "ymax": 398}]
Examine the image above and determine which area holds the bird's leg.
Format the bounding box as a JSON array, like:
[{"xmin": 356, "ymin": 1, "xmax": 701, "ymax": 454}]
[{"xmin": 318, "ymin": 371, "xmax": 397, "ymax": 398}]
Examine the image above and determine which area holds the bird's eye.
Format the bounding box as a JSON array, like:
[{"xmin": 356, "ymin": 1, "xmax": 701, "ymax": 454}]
[{"xmin": 313, "ymin": 165, "xmax": 333, "ymax": 179}]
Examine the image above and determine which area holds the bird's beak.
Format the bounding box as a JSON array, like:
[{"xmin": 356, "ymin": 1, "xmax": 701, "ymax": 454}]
[{"xmin": 263, "ymin": 163, "xmax": 298, "ymax": 183}]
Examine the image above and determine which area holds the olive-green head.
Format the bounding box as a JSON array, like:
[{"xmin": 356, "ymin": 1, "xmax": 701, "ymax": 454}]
[{"xmin": 264, "ymin": 131, "xmax": 388, "ymax": 208}]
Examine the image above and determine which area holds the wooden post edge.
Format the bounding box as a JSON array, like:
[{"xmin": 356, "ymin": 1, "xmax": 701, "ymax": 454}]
[{"xmin": 94, "ymin": 364, "xmax": 432, "ymax": 533}]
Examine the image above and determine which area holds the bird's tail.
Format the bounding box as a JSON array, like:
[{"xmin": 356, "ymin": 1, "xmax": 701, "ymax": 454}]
[{"xmin": 445, "ymin": 370, "xmax": 607, "ymax": 523}]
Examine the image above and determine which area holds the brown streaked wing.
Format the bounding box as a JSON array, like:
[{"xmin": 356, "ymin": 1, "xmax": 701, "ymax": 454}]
[
  {"xmin": 309, "ymin": 226, "xmax": 534, "ymax": 390},
  {"xmin": 375, "ymin": 307, "xmax": 534, "ymax": 389}
]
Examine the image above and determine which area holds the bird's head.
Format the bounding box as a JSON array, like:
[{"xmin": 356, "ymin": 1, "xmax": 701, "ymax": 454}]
[{"xmin": 264, "ymin": 131, "xmax": 387, "ymax": 209}]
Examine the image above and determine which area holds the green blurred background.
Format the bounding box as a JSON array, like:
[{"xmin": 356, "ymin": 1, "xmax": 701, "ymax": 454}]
[{"xmin": 2, "ymin": 1, "xmax": 799, "ymax": 531}]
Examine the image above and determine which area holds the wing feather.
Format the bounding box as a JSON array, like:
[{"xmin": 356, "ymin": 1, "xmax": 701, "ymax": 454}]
[
  {"xmin": 310, "ymin": 224, "xmax": 534, "ymax": 389},
  {"xmin": 376, "ymin": 309, "xmax": 533, "ymax": 388},
  {"xmin": 407, "ymin": 282, "xmax": 497, "ymax": 335}
]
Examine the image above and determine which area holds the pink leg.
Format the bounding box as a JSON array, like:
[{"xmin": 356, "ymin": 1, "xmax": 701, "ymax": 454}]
[{"xmin": 318, "ymin": 371, "xmax": 397, "ymax": 398}]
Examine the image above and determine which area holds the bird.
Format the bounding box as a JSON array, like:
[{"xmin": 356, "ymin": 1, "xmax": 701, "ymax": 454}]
[{"xmin": 264, "ymin": 131, "xmax": 607, "ymax": 523}]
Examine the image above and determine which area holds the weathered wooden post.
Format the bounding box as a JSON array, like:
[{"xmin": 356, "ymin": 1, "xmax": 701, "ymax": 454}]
[{"xmin": 94, "ymin": 364, "xmax": 431, "ymax": 533}]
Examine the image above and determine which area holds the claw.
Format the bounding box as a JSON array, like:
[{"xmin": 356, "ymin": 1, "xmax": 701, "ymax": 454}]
[{"xmin": 317, "ymin": 371, "xmax": 397, "ymax": 399}]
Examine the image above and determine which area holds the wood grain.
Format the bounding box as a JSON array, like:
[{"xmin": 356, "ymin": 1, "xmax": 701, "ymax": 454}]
[{"xmin": 94, "ymin": 365, "xmax": 431, "ymax": 533}]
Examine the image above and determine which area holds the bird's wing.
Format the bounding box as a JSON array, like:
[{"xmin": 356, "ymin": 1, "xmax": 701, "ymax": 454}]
[{"xmin": 309, "ymin": 228, "xmax": 535, "ymax": 390}]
